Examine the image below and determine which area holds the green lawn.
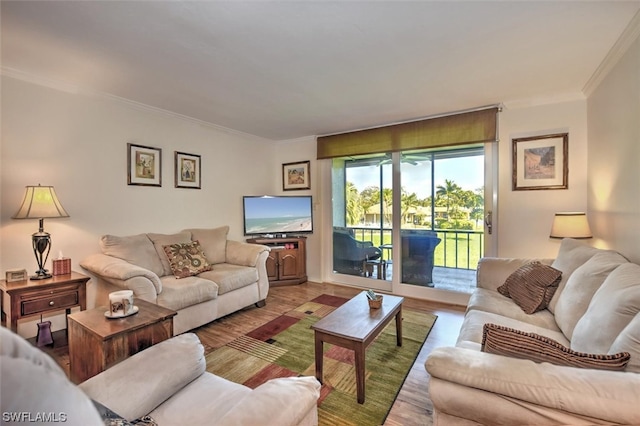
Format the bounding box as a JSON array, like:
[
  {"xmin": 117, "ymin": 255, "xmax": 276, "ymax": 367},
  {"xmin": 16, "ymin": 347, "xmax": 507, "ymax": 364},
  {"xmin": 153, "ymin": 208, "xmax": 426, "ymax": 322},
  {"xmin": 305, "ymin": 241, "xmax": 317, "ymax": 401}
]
[{"xmin": 352, "ymin": 228, "xmax": 483, "ymax": 270}]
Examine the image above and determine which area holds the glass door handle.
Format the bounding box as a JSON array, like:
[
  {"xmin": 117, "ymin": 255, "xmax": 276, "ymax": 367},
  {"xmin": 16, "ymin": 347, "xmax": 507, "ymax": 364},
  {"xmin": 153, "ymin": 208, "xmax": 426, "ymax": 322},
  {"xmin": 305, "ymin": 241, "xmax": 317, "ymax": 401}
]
[{"xmin": 485, "ymin": 211, "xmax": 493, "ymax": 235}]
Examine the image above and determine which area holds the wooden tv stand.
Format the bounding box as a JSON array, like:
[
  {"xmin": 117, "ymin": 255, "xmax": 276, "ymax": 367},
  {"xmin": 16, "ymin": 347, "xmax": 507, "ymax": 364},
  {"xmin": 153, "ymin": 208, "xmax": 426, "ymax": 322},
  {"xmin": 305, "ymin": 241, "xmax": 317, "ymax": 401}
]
[{"xmin": 247, "ymin": 237, "xmax": 307, "ymax": 286}]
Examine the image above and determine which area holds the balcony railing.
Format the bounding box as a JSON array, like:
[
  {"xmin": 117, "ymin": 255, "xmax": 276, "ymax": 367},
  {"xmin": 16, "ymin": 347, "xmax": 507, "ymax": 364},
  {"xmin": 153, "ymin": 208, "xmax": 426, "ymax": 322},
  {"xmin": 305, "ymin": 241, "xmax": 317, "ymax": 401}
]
[{"xmin": 348, "ymin": 227, "xmax": 484, "ymax": 270}]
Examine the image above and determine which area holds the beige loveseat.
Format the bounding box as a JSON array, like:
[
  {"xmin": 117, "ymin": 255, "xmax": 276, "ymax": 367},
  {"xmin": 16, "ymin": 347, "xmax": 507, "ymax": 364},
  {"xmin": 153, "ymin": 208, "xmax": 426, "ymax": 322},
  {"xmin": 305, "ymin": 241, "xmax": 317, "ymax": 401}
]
[
  {"xmin": 0, "ymin": 327, "xmax": 320, "ymax": 425},
  {"xmin": 426, "ymin": 238, "xmax": 640, "ymax": 425},
  {"xmin": 80, "ymin": 226, "xmax": 270, "ymax": 335}
]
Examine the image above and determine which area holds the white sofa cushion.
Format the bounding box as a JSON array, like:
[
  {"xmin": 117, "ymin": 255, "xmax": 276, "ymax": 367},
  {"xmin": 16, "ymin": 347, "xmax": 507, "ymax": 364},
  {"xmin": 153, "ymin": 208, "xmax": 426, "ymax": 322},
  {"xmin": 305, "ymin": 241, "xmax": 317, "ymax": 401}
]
[
  {"xmin": 571, "ymin": 263, "xmax": 640, "ymax": 354},
  {"xmin": 186, "ymin": 226, "xmax": 229, "ymax": 264},
  {"xmin": 199, "ymin": 263, "xmax": 259, "ymax": 295},
  {"xmin": 100, "ymin": 233, "xmax": 165, "ymax": 277},
  {"xmin": 147, "ymin": 231, "xmax": 192, "ymax": 276},
  {"xmin": 466, "ymin": 288, "xmax": 559, "ymax": 330},
  {"xmin": 609, "ymin": 313, "xmax": 640, "ymax": 373},
  {"xmin": 157, "ymin": 275, "xmax": 219, "ymax": 311},
  {"xmin": 456, "ymin": 309, "xmax": 568, "ymax": 348},
  {"xmin": 554, "ymin": 251, "xmax": 628, "ymax": 340},
  {"xmin": 1, "ymin": 328, "xmax": 103, "ymax": 425},
  {"xmin": 548, "ymin": 238, "xmax": 603, "ymax": 313}
]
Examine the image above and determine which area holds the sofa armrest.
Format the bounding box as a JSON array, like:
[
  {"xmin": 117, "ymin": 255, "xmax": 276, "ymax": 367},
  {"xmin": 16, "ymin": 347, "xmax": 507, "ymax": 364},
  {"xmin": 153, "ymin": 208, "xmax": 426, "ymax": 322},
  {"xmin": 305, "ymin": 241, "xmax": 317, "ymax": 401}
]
[
  {"xmin": 476, "ymin": 257, "xmax": 553, "ymax": 291},
  {"xmin": 80, "ymin": 253, "xmax": 162, "ymax": 297},
  {"xmin": 426, "ymin": 346, "xmax": 640, "ymax": 425},
  {"xmin": 79, "ymin": 333, "xmax": 205, "ymax": 421},
  {"xmin": 217, "ymin": 376, "xmax": 320, "ymax": 426},
  {"xmin": 226, "ymin": 240, "xmax": 270, "ymax": 267}
]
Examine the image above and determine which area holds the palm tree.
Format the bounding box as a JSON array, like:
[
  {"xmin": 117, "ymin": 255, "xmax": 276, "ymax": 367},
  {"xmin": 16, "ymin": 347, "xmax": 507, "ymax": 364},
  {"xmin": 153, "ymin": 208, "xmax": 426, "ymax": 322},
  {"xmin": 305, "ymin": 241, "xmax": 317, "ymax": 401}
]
[
  {"xmin": 345, "ymin": 182, "xmax": 363, "ymax": 226},
  {"xmin": 436, "ymin": 179, "xmax": 462, "ymax": 220}
]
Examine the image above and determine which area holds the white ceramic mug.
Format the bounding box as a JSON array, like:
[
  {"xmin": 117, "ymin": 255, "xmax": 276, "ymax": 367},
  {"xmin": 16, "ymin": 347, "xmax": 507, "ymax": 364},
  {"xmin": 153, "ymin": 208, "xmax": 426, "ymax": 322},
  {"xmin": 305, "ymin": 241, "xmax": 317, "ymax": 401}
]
[{"xmin": 109, "ymin": 290, "xmax": 134, "ymax": 316}]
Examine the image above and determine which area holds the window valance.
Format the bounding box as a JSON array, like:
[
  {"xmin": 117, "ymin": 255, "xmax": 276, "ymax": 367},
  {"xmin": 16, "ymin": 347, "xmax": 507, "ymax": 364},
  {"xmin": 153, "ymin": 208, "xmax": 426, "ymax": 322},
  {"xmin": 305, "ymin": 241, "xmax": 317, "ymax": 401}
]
[{"xmin": 317, "ymin": 106, "xmax": 499, "ymax": 159}]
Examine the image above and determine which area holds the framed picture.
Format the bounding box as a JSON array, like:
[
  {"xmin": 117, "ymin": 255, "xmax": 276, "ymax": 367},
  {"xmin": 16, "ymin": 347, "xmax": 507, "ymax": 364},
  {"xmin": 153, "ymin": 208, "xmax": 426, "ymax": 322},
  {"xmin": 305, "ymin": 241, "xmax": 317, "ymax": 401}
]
[
  {"xmin": 128, "ymin": 143, "xmax": 162, "ymax": 186},
  {"xmin": 175, "ymin": 151, "xmax": 201, "ymax": 189},
  {"xmin": 512, "ymin": 133, "xmax": 568, "ymax": 191},
  {"xmin": 283, "ymin": 160, "xmax": 311, "ymax": 191}
]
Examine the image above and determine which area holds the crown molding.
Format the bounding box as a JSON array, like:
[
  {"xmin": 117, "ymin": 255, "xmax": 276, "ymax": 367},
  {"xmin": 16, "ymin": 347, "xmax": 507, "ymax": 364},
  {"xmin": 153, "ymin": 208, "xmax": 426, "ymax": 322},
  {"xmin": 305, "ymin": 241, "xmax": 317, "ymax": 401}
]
[
  {"xmin": 583, "ymin": 9, "xmax": 640, "ymax": 97},
  {"xmin": 502, "ymin": 92, "xmax": 586, "ymax": 110},
  {"xmin": 0, "ymin": 67, "xmax": 273, "ymax": 142}
]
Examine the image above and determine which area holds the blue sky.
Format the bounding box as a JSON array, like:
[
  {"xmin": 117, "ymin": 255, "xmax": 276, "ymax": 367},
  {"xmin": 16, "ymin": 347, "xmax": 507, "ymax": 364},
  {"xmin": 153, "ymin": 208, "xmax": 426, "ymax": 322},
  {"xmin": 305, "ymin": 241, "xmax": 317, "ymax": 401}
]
[{"xmin": 347, "ymin": 155, "xmax": 484, "ymax": 199}]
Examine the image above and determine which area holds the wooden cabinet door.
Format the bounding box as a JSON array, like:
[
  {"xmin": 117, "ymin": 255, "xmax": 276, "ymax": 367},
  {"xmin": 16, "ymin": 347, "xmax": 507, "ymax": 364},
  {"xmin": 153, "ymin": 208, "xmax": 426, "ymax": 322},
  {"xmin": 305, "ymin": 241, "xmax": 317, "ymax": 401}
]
[
  {"xmin": 265, "ymin": 251, "xmax": 279, "ymax": 281},
  {"xmin": 278, "ymin": 249, "xmax": 299, "ymax": 280}
]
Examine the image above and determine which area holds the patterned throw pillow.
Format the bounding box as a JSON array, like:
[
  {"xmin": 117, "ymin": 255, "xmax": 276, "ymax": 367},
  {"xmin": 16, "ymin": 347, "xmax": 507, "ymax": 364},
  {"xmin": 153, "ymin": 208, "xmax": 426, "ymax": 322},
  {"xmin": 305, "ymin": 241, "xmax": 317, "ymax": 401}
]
[
  {"xmin": 163, "ymin": 240, "xmax": 212, "ymax": 279},
  {"xmin": 497, "ymin": 261, "xmax": 562, "ymax": 314},
  {"xmin": 481, "ymin": 323, "xmax": 630, "ymax": 371}
]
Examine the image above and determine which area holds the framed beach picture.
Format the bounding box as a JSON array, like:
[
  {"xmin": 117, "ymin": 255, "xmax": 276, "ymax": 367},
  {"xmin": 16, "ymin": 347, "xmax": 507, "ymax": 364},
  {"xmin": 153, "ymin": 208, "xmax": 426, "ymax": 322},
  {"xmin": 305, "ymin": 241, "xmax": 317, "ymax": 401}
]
[
  {"xmin": 283, "ymin": 160, "xmax": 311, "ymax": 191},
  {"xmin": 512, "ymin": 133, "xmax": 568, "ymax": 191},
  {"xmin": 175, "ymin": 151, "xmax": 201, "ymax": 189},
  {"xmin": 128, "ymin": 143, "xmax": 162, "ymax": 187}
]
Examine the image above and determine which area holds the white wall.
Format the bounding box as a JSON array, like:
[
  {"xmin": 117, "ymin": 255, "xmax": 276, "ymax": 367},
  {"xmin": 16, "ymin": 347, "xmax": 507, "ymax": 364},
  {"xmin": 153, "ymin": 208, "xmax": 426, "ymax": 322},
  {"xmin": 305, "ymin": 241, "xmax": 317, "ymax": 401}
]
[
  {"xmin": 497, "ymin": 100, "xmax": 589, "ymax": 258},
  {"xmin": 1, "ymin": 76, "xmax": 276, "ymax": 336},
  {"xmin": 587, "ymin": 33, "xmax": 640, "ymax": 263}
]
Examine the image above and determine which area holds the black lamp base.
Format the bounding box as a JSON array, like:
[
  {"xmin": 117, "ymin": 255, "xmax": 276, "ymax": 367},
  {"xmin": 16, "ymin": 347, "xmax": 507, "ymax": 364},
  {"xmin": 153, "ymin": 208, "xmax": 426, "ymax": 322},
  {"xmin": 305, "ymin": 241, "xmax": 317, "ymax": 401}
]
[{"xmin": 30, "ymin": 271, "xmax": 53, "ymax": 280}]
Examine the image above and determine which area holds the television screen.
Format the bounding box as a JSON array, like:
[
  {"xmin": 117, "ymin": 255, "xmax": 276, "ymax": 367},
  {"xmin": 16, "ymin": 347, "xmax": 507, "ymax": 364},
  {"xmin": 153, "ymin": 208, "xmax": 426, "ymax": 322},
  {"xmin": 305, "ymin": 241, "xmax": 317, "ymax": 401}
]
[{"xmin": 243, "ymin": 196, "xmax": 313, "ymax": 236}]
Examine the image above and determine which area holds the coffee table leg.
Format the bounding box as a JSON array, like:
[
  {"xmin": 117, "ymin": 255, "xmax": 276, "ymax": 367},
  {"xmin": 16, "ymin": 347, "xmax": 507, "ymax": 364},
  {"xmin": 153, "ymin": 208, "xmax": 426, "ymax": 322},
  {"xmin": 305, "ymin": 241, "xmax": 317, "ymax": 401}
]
[
  {"xmin": 314, "ymin": 332, "xmax": 323, "ymax": 384},
  {"xmin": 355, "ymin": 344, "xmax": 366, "ymax": 404},
  {"xmin": 396, "ymin": 306, "xmax": 403, "ymax": 347}
]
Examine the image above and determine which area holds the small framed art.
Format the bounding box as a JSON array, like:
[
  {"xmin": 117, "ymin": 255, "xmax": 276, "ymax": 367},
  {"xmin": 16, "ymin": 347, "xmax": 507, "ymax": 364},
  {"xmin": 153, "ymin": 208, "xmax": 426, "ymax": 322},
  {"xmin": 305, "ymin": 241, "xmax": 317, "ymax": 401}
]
[
  {"xmin": 128, "ymin": 143, "xmax": 162, "ymax": 187},
  {"xmin": 512, "ymin": 133, "xmax": 568, "ymax": 191},
  {"xmin": 283, "ymin": 160, "xmax": 311, "ymax": 191},
  {"xmin": 175, "ymin": 151, "xmax": 201, "ymax": 189}
]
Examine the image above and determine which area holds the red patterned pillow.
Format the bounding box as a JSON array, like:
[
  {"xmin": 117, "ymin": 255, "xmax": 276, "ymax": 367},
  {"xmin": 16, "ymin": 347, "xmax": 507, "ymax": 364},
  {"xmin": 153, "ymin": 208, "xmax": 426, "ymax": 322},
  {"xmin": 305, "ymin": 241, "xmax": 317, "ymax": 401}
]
[
  {"xmin": 481, "ymin": 323, "xmax": 630, "ymax": 371},
  {"xmin": 497, "ymin": 261, "xmax": 562, "ymax": 314},
  {"xmin": 163, "ymin": 240, "xmax": 212, "ymax": 279}
]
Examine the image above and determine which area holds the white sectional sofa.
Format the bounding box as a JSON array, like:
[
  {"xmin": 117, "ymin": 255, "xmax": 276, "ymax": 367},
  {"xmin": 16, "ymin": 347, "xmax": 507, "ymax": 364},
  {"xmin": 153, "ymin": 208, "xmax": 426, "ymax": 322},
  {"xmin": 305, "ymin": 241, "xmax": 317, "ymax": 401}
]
[
  {"xmin": 80, "ymin": 226, "xmax": 270, "ymax": 335},
  {"xmin": 426, "ymin": 238, "xmax": 640, "ymax": 425},
  {"xmin": 1, "ymin": 327, "xmax": 320, "ymax": 425}
]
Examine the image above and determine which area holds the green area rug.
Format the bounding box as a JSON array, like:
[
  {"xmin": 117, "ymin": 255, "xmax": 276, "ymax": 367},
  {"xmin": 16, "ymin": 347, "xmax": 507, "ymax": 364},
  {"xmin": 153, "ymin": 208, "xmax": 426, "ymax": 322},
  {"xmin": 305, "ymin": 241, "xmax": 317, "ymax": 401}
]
[{"xmin": 205, "ymin": 294, "xmax": 436, "ymax": 426}]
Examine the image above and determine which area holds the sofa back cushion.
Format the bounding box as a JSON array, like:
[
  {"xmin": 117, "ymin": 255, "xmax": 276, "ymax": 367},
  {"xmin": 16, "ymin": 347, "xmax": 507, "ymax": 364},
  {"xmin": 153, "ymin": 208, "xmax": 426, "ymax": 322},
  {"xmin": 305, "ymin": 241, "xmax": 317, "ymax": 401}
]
[
  {"xmin": 609, "ymin": 313, "xmax": 640, "ymax": 373},
  {"xmin": 554, "ymin": 251, "xmax": 628, "ymax": 340},
  {"xmin": 185, "ymin": 226, "xmax": 229, "ymax": 264},
  {"xmin": 571, "ymin": 263, "xmax": 640, "ymax": 358},
  {"xmin": 548, "ymin": 238, "xmax": 603, "ymax": 313},
  {"xmin": 147, "ymin": 231, "xmax": 193, "ymax": 276},
  {"xmin": 100, "ymin": 234, "xmax": 164, "ymax": 277}
]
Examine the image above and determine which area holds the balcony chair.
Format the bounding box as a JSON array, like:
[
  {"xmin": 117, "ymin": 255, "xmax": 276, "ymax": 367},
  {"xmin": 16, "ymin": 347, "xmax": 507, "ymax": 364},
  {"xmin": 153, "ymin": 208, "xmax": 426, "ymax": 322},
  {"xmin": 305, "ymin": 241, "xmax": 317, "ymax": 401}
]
[
  {"xmin": 400, "ymin": 230, "xmax": 441, "ymax": 286},
  {"xmin": 332, "ymin": 227, "xmax": 382, "ymax": 276}
]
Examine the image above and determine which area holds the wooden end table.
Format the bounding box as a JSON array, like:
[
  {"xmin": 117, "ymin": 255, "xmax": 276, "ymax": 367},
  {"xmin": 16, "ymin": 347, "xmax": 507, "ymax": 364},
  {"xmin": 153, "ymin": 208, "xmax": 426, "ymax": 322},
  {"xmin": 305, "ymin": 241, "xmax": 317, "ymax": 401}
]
[
  {"xmin": 311, "ymin": 291, "xmax": 403, "ymax": 404},
  {"xmin": 68, "ymin": 298, "xmax": 177, "ymax": 384},
  {"xmin": 0, "ymin": 271, "xmax": 89, "ymax": 333}
]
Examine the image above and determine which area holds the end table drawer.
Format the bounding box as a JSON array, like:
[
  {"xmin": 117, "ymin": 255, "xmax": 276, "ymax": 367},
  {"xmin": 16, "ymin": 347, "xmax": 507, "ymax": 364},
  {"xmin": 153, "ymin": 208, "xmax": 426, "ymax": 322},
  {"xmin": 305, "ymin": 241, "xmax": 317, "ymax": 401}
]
[{"xmin": 22, "ymin": 291, "xmax": 79, "ymax": 316}]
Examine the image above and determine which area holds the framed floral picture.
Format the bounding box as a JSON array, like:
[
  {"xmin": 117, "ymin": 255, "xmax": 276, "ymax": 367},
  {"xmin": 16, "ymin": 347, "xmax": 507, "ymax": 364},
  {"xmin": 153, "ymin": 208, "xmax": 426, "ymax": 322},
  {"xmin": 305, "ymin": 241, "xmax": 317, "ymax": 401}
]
[
  {"xmin": 175, "ymin": 151, "xmax": 201, "ymax": 189},
  {"xmin": 512, "ymin": 133, "xmax": 568, "ymax": 190},
  {"xmin": 128, "ymin": 143, "xmax": 162, "ymax": 187},
  {"xmin": 283, "ymin": 160, "xmax": 310, "ymax": 191}
]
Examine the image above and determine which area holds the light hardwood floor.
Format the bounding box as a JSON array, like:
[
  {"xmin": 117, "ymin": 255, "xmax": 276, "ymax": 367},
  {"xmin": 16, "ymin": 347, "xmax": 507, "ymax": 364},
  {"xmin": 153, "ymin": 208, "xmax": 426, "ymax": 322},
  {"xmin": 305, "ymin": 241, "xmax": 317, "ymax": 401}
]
[{"xmin": 41, "ymin": 281, "xmax": 465, "ymax": 425}]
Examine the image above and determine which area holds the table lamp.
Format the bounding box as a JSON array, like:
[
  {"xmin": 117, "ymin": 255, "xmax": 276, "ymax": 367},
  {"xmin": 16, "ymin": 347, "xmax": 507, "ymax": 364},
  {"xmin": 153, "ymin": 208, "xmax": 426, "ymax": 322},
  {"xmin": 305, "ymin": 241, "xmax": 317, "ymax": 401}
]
[
  {"xmin": 549, "ymin": 212, "xmax": 592, "ymax": 239},
  {"xmin": 13, "ymin": 185, "xmax": 69, "ymax": 280}
]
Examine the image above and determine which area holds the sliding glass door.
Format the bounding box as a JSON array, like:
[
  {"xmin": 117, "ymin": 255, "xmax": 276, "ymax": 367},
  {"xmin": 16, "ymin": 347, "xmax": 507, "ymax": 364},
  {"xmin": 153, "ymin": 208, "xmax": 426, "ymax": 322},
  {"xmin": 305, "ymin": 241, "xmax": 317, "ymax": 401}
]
[{"xmin": 330, "ymin": 145, "xmax": 487, "ymax": 294}]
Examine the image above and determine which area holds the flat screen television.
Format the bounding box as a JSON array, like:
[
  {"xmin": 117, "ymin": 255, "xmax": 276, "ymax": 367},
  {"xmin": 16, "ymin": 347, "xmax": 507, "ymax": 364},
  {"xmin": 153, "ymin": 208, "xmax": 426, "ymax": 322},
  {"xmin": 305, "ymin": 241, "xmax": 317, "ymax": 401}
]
[{"xmin": 243, "ymin": 195, "xmax": 313, "ymax": 236}]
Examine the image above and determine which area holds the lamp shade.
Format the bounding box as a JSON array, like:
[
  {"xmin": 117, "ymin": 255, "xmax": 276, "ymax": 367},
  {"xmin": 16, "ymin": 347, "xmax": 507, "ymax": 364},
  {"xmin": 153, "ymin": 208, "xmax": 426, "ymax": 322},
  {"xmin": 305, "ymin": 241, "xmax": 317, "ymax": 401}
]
[
  {"xmin": 13, "ymin": 185, "xmax": 69, "ymax": 219},
  {"xmin": 550, "ymin": 212, "xmax": 592, "ymax": 239}
]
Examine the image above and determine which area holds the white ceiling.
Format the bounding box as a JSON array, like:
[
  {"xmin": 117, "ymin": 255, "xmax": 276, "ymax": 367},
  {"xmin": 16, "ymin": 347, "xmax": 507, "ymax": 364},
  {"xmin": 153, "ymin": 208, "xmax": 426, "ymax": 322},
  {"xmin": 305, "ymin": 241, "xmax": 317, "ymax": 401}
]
[{"xmin": 2, "ymin": 1, "xmax": 639, "ymax": 141}]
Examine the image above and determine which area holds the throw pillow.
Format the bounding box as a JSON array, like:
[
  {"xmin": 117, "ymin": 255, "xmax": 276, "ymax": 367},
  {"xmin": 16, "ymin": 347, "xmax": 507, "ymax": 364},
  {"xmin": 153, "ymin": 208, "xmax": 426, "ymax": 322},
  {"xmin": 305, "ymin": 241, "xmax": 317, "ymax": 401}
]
[
  {"xmin": 183, "ymin": 226, "xmax": 229, "ymax": 264},
  {"xmin": 93, "ymin": 399, "xmax": 158, "ymax": 426},
  {"xmin": 163, "ymin": 241, "xmax": 212, "ymax": 279},
  {"xmin": 497, "ymin": 261, "xmax": 562, "ymax": 314},
  {"xmin": 481, "ymin": 323, "xmax": 630, "ymax": 371},
  {"xmin": 147, "ymin": 232, "xmax": 192, "ymax": 276}
]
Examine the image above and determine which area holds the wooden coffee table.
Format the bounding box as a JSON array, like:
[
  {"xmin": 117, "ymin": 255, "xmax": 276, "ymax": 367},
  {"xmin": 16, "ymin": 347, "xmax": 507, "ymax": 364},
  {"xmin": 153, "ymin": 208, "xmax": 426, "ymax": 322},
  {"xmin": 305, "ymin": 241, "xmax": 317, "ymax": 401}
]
[
  {"xmin": 312, "ymin": 291, "xmax": 404, "ymax": 404},
  {"xmin": 68, "ymin": 298, "xmax": 176, "ymax": 383}
]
